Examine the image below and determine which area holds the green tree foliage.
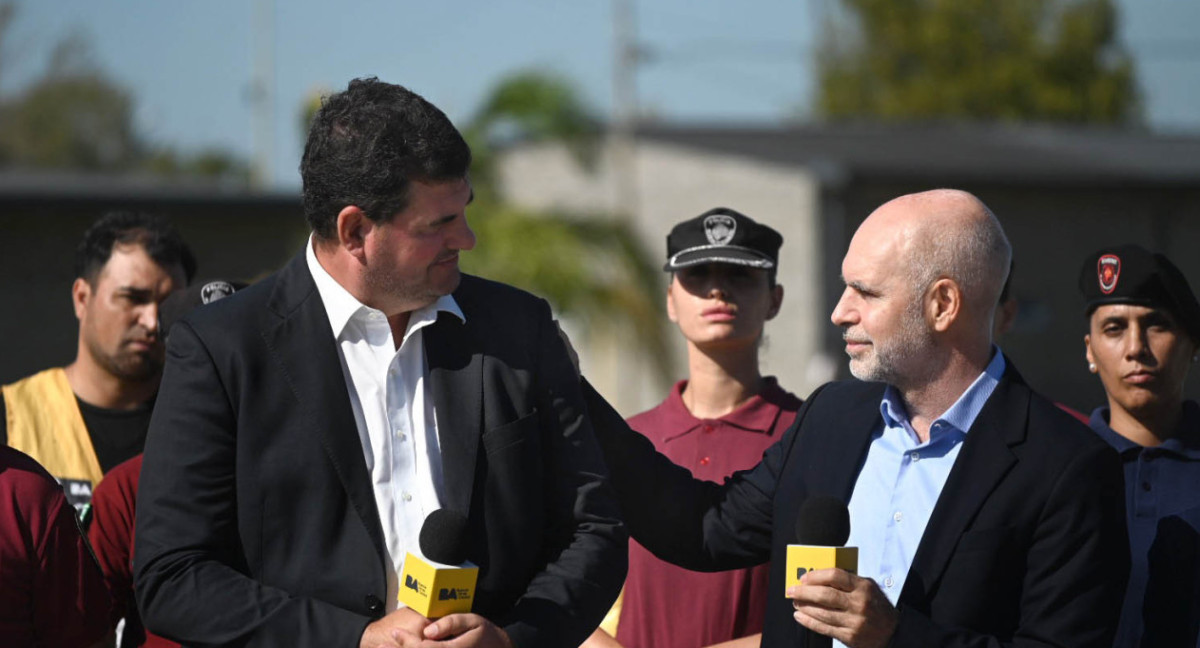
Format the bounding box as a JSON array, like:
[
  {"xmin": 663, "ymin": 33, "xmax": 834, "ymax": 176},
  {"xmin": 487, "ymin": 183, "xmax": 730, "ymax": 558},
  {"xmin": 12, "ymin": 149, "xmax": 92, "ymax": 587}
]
[
  {"xmin": 461, "ymin": 72, "xmax": 671, "ymax": 378},
  {"xmin": 463, "ymin": 70, "xmax": 601, "ymax": 194},
  {"xmin": 0, "ymin": 3, "xmax": 248, "ymax": 181},
  {"xmin": 817, "ymin": 0, "xmax": 1140, "ymax": 124}
]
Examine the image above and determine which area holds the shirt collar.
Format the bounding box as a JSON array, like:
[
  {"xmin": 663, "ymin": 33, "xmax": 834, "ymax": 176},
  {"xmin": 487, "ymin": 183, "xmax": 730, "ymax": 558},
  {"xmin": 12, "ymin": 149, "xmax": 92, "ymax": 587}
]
[
  {"xmin": 879, "ymin": 346, "xmax": 1007, "ymax": 441},
  {"xmin": 305, "ymin": 235, "xmax": 464, "ymax": 340},
  {"xmin": 663, "ymin": 377, "xmax": 793, "ymax": 436},
  {"xmin": 1089, "ymin": 402, "xmax": 1200, "ymax": 459}
]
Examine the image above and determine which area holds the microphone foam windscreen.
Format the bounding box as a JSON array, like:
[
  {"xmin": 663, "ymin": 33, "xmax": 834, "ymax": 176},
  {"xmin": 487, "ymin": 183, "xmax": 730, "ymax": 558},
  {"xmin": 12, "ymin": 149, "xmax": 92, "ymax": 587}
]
[
  {"xmin": 793, "ymin": 495, "xmax": 850, "ymax": 546},
  {"xmin": 419, "ymin": 509, "xmax": 471, "ymax": 565}
]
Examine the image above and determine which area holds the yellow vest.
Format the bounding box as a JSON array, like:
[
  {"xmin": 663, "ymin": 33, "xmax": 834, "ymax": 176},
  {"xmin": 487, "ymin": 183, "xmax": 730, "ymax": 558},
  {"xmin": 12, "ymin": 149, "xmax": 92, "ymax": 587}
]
[{"xmin": 2, "ymin": 368, "xmax": 103, "ymax": 495}]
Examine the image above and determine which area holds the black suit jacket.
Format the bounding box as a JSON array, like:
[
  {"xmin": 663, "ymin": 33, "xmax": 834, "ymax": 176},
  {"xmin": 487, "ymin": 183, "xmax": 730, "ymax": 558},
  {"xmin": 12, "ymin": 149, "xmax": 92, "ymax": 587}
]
[
  {"xmin": 586, "ymin": 365, "xmax": 1129, "ymax": 647},
  {"xmin": 133, "ymin": 251, "xmax": 626, "ymax": 648}
]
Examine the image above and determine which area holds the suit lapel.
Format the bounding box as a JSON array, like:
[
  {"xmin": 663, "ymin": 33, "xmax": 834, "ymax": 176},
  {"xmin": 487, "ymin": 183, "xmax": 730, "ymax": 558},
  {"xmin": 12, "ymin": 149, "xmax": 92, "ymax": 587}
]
[
  {"xmin": 261, "ymin": 251, "xmax": 388, "ymax": 565},
  {"xmin": 901, "ymin": 365, "xmax": 1027, "ymax": 603},
  {"xmin": 423, "ymin": 310, "xmax": 482, "ymax": 516},
  {"xmin": 822, "ymin": 385, "xmax": 884, "ymax": 501}
]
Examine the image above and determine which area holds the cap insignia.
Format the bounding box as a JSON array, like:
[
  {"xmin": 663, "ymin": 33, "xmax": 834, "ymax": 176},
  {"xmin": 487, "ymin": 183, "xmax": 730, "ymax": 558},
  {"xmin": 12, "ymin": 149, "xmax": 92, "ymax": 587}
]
[
  {"xmin": 704, "ymin": 214, "xmax": 736, "ymax": 245},
  {"xmin": 1097, "ymin": 254, "xmax": 1121, "ymax": 295},
  {"xmin": 200, "ymin": 280, "xmax": 238, "ymax": 304}
]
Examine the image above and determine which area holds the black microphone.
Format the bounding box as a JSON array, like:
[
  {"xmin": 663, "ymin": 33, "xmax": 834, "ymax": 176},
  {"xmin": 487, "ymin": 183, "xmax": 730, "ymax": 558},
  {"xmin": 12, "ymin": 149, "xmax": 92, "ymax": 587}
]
[
  {"xmin": 398, "ymin": 509, "xmax": 479, "ymax": 618},
  {"xmin": 786, "ymin": 496, "xmax": 857, "ymax": 648},
  {"xmin": 793, "ymin": 495, "xmax": 851, "ymax": 547},
  {"xmin": 420, "ymin": 508, "xmax": 471, "ymax": 565}
]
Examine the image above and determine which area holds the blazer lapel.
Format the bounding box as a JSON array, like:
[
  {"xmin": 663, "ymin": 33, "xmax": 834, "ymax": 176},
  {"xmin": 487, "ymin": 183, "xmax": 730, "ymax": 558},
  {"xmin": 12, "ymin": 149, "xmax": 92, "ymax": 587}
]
[
  {"xmin": 261, "ymin": 251, "xmax": 388, "ymax": 565},
  {"xmin": 821, "ymin": 385, "xmax": 884, "ymax": 502},
  {"xmin": 423, "ymin": 311, "xmax": 483, "ymax": 516},
  {"xmin": 901, "ymin": 364, "xmax": 1027, "ymax": 603}
]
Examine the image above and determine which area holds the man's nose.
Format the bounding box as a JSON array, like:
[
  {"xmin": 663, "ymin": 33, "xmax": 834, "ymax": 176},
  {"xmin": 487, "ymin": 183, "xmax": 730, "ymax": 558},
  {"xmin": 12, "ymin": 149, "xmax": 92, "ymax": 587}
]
[
  {"xmin": 452, "ymin": 219, "xmax": 477, "ymax": 251},
  {"xmin": 831, "ymin": 289, "xmax": 853, "ymax": 326},
  {"xmin": 141, "ymin": 303, "xmax": 161, "ymax": 335}
]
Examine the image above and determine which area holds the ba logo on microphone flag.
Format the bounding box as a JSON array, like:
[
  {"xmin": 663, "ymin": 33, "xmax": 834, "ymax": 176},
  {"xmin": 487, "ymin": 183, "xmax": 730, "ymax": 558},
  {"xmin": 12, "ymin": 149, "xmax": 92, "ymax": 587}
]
[
  {"xmin": 397, "ymin": 551, "xmax": 479, "ymax": 618},
  {"xmin": 404, "ymin": 574, "xmax": 427, "ymax": 596}
]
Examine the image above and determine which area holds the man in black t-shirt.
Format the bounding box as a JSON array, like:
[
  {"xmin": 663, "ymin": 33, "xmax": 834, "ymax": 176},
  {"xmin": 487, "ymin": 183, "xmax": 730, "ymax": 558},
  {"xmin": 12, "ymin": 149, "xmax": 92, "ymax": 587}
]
[{"xmin": 1, "ymin": 211, "xmax": 195, "ymax": 511}]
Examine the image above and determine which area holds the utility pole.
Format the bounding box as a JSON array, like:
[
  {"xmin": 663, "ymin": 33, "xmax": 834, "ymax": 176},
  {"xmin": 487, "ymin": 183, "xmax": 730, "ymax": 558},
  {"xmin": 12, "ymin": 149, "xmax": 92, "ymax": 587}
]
[
  {"xmin": 609, "ymin": 0, "xmax": 648, "ymax": 409},
  {"xmin": 611, "ymin": 0, "xmax": 639, "ymax": 221},
  {"xmin": 251, "ymin": 0, "xmax": 275, "ymax": 188}
]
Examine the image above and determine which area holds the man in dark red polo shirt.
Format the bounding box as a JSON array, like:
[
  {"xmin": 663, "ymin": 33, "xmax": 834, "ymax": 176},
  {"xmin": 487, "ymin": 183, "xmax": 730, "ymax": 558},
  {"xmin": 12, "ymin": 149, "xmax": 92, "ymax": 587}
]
[
  {"xmin": 585, "ymin": 208, "xmax": 802, "ymax": 648},
  {"xmin": 0, "ymin": 445, "xmax": 111, "ymax": 647}
]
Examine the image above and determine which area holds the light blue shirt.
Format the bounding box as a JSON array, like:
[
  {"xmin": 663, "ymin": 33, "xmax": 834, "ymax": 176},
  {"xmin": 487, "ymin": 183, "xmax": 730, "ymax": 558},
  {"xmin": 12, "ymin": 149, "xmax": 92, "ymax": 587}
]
[{"xmin": 844, "ymin": 349, "xmax": 1006, "ymax": 620}]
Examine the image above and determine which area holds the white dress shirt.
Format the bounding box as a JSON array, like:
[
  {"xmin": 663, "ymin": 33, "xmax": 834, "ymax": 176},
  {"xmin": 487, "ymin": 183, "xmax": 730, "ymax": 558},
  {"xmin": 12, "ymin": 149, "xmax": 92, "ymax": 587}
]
[{"xmin": 306, "ymin": 237, "xmax": 464, "ymax": 612}]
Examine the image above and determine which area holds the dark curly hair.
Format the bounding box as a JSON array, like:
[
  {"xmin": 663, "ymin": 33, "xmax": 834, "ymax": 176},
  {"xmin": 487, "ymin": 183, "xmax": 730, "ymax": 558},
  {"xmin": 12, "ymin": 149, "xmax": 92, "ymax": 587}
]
[
  {"xmin": 300, "ymin": 77, "xmax": 472, "ymax": 240},
  {"xmin": 75, "ymin": 211, "xmax": 197, "ymax": 285}
]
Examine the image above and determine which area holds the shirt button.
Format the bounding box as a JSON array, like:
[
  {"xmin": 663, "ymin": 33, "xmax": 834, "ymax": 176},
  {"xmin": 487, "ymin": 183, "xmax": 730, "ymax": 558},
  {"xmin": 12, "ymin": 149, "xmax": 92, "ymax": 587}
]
[
  {"xmin": 910, "ymin": 451, "xmax": 920, "ymax": 462},
  {"xmin": 884, "ymin": 576, "xmax": 894, "ymax": 588},
  {"xmin": 700, "ymin": 457, "xmax": 711, "ymax": 466},
  {"xmin": 403, "ymin": 492, "xmax": 413, "ymax": 502},
  {"xmin": 702, "ymin": 424, "xmax": 714, "ymax": 433},
  {"xmin": 1141, "ymin": 482, "xmax": 1152, "ymax": 492},
  {"xmin": 399, "ymin": 433, "xmax": 407, "ymax": 441},
  {"xmin": 893, "ymin": 511, "xmax": 903, "ymax": 523}
]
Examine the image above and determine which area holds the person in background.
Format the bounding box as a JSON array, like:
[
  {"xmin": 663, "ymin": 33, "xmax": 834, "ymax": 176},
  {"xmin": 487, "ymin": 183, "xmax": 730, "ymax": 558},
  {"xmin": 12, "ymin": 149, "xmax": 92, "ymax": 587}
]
[
  {"xmin": 1, "ymin": 211, "xmax": 194, "ymax": 513},
  {"xmin": 584, "ymin": 208, "xmax": 801, "ymax": 648},
  {"xmin": 88, "ymin": 279, "xmax": 244, "ymax": 648},
  {"xmin": 1079, "ymin": 244, "xmax": 1200, "ymax": 647},
  {"xmin": 0, "ymin": 445, "xmax": 111, "ymax": 647}
]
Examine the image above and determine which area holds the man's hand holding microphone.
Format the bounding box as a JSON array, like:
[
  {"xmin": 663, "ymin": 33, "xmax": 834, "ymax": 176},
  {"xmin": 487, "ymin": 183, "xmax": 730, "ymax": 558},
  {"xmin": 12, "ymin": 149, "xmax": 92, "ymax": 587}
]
[
  {"xmin": 361, "ymin": 510, "xmax": 514, "ymax": 648},
  {"xmin": 784, "ymin": 496, "xmax": 897, "ymax": 648}
]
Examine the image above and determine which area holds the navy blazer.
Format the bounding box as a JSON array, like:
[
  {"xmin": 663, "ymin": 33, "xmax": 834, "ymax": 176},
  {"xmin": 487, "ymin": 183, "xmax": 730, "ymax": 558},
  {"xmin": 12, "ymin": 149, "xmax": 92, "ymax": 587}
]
[
  {"xmin": 134, "ymin": 251, "xmax": 626, "ymax": 648},
  {"xmin": 586, "ymin": 366, "xmax": 1129, "ymax": 647}
]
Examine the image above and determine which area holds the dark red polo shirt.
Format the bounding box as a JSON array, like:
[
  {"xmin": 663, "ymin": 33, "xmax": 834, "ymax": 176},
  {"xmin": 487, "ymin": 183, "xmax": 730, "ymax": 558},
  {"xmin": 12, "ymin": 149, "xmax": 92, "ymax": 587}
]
[
  {"xmin": 0, "ymin": 445, "xmax": 111, "ymax": 647},
  {"xmin": 90, "ymin": 454, "xmax": 180, "ymax": 648},
  {"xmin": 616, "ymin": 378, "xmax": 801, "ymax": 648}
]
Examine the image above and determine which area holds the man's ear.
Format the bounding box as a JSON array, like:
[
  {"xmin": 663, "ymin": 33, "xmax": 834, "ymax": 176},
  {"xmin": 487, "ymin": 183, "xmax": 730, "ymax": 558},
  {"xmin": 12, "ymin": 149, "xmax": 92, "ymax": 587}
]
[
  {"xmin": 72, "ymin": 278, "xmax": 92, "ymax": 321},
  {"xmin": 928, "ymin": 278, "xmax": 961, "ymax": 332},
  {"xmin": 766, "ymin": 284, "xmax": 784, "ymax": 321},
  {"xmin": 1084, "ymin": 334, "xmax": 1096, "ymax": 371},
  {"xmin": 336, "ymin": 206, "xmax": 372, "ymax": 261}
]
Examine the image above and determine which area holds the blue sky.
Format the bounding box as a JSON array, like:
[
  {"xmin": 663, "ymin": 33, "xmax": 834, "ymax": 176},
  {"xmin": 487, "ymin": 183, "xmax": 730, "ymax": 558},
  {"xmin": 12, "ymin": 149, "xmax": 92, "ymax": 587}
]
[{"xmin": 7, "ymin": 0, "xmax": 1199, "ymax": 188}]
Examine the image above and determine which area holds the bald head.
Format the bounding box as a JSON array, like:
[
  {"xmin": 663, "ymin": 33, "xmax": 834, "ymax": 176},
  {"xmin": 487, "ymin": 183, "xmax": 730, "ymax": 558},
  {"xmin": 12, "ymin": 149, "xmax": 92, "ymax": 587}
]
[{"xmin": 861, "ymin": 189, "xmax": 1011, "ymax": 324}]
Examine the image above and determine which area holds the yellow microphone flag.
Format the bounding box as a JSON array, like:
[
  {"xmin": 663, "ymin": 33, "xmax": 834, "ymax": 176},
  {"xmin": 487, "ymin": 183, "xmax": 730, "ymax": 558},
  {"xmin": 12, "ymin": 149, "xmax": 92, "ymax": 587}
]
[
  {"xmin": 397, "ymin": 552, "xmax": 479, "ymax": 618},
  {"xmin": 784, "ymin": 545, "xmax": 858, "ymax": 595}
]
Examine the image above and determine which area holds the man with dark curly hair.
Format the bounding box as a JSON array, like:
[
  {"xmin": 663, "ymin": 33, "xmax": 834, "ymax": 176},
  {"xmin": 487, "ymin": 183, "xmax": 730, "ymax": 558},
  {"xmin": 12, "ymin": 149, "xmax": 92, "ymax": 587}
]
[
  {"xmin": 134, "ymin": 78, "xmax": 626, "ymax": 648},
  {"xmin": 2, "ymin": 211, "xmax": 195, "ymax": 513}
]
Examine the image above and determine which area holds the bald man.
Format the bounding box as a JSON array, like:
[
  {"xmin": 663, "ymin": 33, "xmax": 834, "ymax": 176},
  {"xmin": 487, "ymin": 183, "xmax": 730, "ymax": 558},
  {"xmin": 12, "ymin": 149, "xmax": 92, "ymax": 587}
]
[{"xmin": 586, "ymin": 190, "xmax": 1129, "ymax": 648}]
